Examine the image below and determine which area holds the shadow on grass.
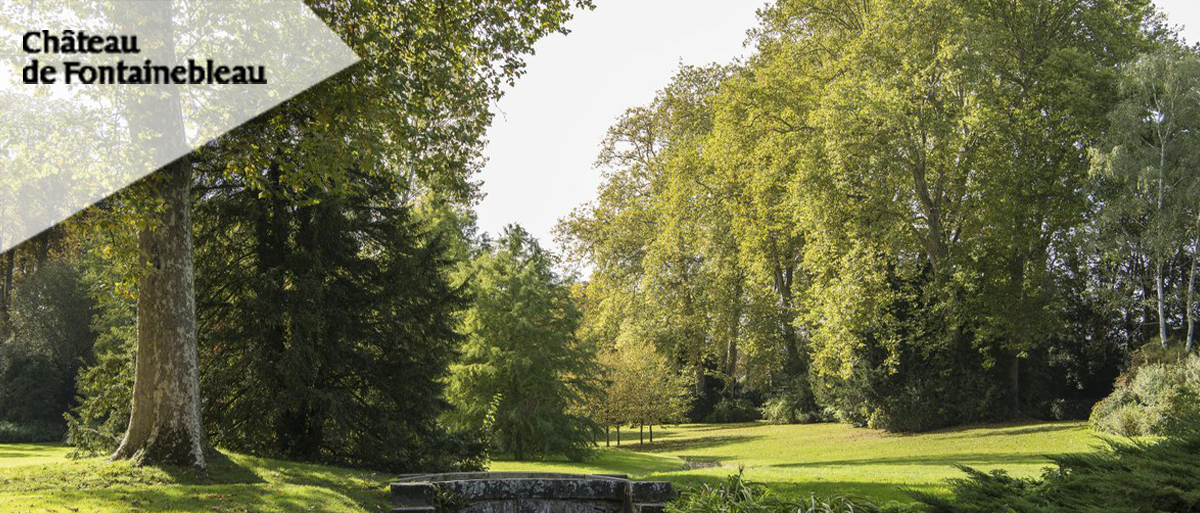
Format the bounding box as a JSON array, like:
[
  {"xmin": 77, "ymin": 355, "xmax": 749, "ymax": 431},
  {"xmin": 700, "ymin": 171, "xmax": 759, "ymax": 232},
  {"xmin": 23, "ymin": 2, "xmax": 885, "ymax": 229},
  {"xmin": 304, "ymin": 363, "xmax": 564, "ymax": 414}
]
[
  {"xmin": 2, "ymin": 481, "xmax": 361, "ymax": 512},
  {"xmin": 0, "ymin": 448, "xmax": 392, "ymax": 513},
  {"xmin": 901, "ymin": 421, "xmax": 1084, "ymax": 439},
  {"xmin": 771, "ymin": 452, "xmax": 1051, "ymax": 468},
  {"xmin": 631, "ymin": 435, "xmax": 763, "ymax": 454},
  {"xmin": 645, "ymin": 472, "xmax": 939, "ymax": 505},
  {"xmin": 496, "ymin": 448, "xmax": 685, "ymax": 476}
]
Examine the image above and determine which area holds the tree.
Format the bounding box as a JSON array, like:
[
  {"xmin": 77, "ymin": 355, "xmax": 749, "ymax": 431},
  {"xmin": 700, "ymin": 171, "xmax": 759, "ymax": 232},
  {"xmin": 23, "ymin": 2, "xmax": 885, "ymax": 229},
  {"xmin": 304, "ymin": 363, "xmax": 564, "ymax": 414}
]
[
  {"xmin": 1091, "ymin": 45, "xmax": 1200, "ymax": 352},
  {"xmin": 0, "ymin": 261, "xmax": 97, "ymax": 426},
  {"xmin": 110, "ymin": 0, "xmax": 210, "ymax": 468},
  {"xmin": 57, "ymin": 0, "xmax": 591, "ymax": 468},
  {"xmin": 447, "ymin": 225, "xmax": 597, "ymax": 461},
  {"xmin": 598, "ymin": 339, "xmax": 691, "ymax": 444},
  {"xmin": 194, "ymin": 168, "xmax": 474, "ymax": 471},
  {"xmin": 562, "ymin": 0, "xmax": 1157, "ymax": 430}
]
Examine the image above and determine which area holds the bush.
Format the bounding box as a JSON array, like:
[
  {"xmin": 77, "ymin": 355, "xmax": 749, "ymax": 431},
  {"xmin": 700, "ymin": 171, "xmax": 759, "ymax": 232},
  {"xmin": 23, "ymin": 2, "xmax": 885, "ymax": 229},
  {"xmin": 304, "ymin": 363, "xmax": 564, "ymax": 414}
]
[
  {"xmin": 761, "ymin": 377, "xmax": 827, "ymax": 425},
  {"xmin": 705, "ymin": 397, "xmax": 760, "ymax": 423},
  {"xmin": 1089, "ymin": 355, "xmax": 1200, "ymax": 436},
  {"xmin": 668, "ymin": 473, "xmax": 898, "ymax": 513},
  {"xmin": 917, "ymin": 427, "xmax": 1200, "ymax": 513},
  {"xmin": 0, "ymin": 421, "xmax": 66, "ymax": 443}
]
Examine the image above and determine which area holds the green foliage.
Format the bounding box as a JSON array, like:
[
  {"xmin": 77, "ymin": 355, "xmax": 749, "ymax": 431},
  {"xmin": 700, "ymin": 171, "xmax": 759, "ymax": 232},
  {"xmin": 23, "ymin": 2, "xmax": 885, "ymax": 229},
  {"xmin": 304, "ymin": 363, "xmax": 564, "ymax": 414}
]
[
  {"xmin": 1089, "ymin": 44, "xmax": 1200, "ymax": 351},
  {"xmin": 63, "ymin": 249, "xmax": 135, "ymax": 456},
  {"xmin": 62, "ymin": 0, "xmax": 594, "ymax": 469},
  {"xmin": 587, "ymin": 340, "xmax": 693, "ymax": 430},
  {"xmin": 760, "ymin": 377, "xmax": 825, "ymax": 425},
  {"xmin": 1089, "ymin": 355, "xmax": 1200, "ymax": 436},
  {"xmin": 705, "ymin": 397, "xmax": 761, "ymax": 424},
  {"xmin": 918, "ymin": 429, "xmax": 1200, "ymax": 513},
  {"xmin": 561, "ymin": 0, "xmax": 1163, "ymax": 432},
  {"xmin": 0, "ymin": 261, "xmax": 97, "ymax": 427},
  {"xmin": 447, "ymin": 225, "xmax": 597, "ymax": 461},
  {"xmin": 668, "ymin": 473, "xmax": 892, "ymax": 513},
  {"xmin": 0, "ymin": 422, "xmax": 66, "ymax": 443},
  {"xmin": 192, "ymin": 168, "xmax": 476, "ymax": 472},
  {"xmin": 557, "ymin": 64, "xmax": 815, "ymax": 421}
]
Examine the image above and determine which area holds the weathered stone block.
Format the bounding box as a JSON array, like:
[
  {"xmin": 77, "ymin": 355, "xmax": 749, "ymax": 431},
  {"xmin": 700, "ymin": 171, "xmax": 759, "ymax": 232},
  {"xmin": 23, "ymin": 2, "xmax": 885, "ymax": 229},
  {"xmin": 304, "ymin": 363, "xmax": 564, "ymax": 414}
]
[
  {"xmin": 630, "ymin": 482, "xmax": 676, "ymax": 503},
  {"xmin": 389, "ymin": 472, "xmax": 676, "ymax": 513},
  {"xmin": 633, "ymin": 503, "xmax": 667, "ymax": 513}
]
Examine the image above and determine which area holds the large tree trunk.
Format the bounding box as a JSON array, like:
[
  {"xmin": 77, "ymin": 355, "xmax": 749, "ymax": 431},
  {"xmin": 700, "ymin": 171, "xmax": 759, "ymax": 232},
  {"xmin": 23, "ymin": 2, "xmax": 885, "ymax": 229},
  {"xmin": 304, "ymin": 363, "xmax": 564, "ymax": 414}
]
[
  {"xmin": 112, "ymin": 0, "xmax": 210, "ymax": 469},
  {"xmin": 112, "ymin": 157, "xmax": 210, "ymax": 468}
]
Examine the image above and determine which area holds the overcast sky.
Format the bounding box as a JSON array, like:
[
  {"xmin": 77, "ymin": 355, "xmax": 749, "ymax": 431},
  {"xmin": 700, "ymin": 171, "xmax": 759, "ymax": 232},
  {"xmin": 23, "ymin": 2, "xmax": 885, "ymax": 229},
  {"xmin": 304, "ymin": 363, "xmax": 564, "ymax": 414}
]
[{"xmin": 475, "ymin": 0, "xmax": 1200, "ymax": 250}]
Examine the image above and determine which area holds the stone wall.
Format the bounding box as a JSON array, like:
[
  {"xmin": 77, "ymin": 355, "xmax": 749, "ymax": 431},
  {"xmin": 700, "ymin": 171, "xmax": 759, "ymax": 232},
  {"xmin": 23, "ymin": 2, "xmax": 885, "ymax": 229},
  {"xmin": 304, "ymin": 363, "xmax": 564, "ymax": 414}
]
[{"xmin": 390, "ymin": 472, "xmax": 676, "ymax": 513}]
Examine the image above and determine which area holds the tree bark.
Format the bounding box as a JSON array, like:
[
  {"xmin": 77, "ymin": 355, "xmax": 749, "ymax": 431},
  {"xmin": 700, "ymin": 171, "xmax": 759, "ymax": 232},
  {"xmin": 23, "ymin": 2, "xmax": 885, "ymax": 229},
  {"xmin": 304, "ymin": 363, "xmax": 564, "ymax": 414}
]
[
  {"xmin": 1009, "ymin": 352, "xmax": 1020, "ymax": 418},
  {"xmin": 111, "ymin": 0, "xmax": 210, "ymax": 469},
  {"xmin": 1188, "ymin": 223, "xmax": 1198, "ymax": 354},
  {"xmin": 1156, "ymin": 125, "xmax": 1169, "ymax": 349},
  {"xmin": 1157, "ymin": 259, "xmax": 1168, "ymax": 349},
  {"xmin": 649, "ymin": 424, "xmax": 653, "ymax": 444},
  {"xmin": 0, "ymin": 250, "xmax": 13, "ymax": 339},
  {"xmin": 1007, "ymin": 256, "xmax": 1026, "ymax": 418},
  {"xmin": 112, "ymin": 157, "xmax": 210, "ymax": 468}
]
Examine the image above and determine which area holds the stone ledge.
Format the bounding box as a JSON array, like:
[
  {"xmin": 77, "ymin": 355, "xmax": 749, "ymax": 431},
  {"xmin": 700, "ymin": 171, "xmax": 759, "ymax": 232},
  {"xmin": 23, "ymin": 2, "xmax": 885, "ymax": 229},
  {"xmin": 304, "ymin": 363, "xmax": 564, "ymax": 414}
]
[{"xmin": 389, "ymin": 472, "xmax": 676, "ymax": 513}]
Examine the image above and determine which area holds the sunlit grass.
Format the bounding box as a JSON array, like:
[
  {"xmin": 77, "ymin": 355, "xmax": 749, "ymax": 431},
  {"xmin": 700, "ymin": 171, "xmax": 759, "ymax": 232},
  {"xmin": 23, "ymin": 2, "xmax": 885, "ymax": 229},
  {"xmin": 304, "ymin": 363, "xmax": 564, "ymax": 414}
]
[
  {"xmin": 0, "ymin": 421, "xmax": 1102, "ymax": 510},
  {"xmin": 491, "ymin": 421, "xmax": 1101, "ymax": 504},
  {"xmin": 0, "ymin": 443, "xmax": 72, "ymax": 468},
  {"xmin": 0, "ymin": 446, "xmax": 392, "ymax": 512}
]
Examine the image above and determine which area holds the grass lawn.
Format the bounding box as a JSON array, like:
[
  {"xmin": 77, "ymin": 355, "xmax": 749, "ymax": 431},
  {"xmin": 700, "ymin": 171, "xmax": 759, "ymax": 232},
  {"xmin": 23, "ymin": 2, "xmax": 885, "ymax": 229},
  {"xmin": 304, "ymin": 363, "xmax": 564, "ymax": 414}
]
[
  {"xmin": 492, "ymin": 421, "xmax": 1102, "ymax": 505},
  {"xmin": 0, "ymin": 446, "xmax": 392, "ymax": 512},
  {"xmin": 0, "ymin": 421, "xmax": 1102, "ymax": 511}
]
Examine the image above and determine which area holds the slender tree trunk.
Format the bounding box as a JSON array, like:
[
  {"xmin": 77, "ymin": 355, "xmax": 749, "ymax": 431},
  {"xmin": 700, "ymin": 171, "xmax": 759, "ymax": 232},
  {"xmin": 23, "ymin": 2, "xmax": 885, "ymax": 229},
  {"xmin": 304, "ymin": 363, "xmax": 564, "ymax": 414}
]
[
  {"xmin": 1188, "ymin": 227, "xmax": 1198, "ymax": 354},
  {"xmin": 1007, "ymin": 256, "xmax": 1025, "ymax": 418},
  {"xmin": 1157, "ymin": 259, "xmax": 1168, "ymax": 349},
  {"xmin": 1009, "ymin": 352, "xmax": 1020, "ymax": 418},
  {"xmin": 649, "ymin": 424, "xmax": 653, "ymax": 444},
  {"xmin": 112, "ymin": 0, "xmax": 210, "ymax": 469},
  {"xmin": 616, "ymin": 426, "xmax": 621, "ymax": 447},
  {"xmin": 605, "ymin": 426, "xmax": 610, "ymax": 447},
  {"xmin": 0, "ymin": 250, "xmax": 13, "ymax": 339},
  {"xmin": 1157, "ymin": 132, "xmax": 1169, "ymax": 349}
]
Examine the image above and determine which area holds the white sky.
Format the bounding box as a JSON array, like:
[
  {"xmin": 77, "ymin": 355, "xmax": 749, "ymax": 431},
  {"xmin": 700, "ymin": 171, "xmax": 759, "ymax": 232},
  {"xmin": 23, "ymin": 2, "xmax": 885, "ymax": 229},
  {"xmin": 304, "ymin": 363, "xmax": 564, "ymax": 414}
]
[{"xmin": 475, "ymin": 0, "xmax": 1200, "ymax": 249}]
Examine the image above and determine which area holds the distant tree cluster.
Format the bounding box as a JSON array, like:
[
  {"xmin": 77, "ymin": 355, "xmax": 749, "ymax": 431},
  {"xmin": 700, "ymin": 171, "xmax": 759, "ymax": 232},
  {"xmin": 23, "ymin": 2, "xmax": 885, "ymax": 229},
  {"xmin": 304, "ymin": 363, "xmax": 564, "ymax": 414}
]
[
  {"xmin": 587, "ymin": 339, "xmax": 691, "ymax": 446},
  {"xmin": 559, "ymin": 0, "xmax": 1200, "ymax": 432}
]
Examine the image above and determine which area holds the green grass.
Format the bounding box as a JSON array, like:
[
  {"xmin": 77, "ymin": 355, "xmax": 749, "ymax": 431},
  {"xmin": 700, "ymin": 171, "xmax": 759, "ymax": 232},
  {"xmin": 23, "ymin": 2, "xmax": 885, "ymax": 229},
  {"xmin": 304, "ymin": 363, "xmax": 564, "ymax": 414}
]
[
  {"xmin": 0, "ymin": 446, "xmax": 392, "ymax": 512},
  {"xmin": 0, "ymin": 421, "xmax": 1102, "ymax": 511},
  {"xmin": 491, "ymin": 421, "xmax": 1102, "ymax": 505}
]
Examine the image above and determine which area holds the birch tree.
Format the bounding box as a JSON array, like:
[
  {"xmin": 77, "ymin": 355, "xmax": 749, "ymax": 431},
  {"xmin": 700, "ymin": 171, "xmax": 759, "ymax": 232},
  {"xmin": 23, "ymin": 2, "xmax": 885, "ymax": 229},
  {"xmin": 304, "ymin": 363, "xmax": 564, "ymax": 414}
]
[{"xmin": 1092, "ymin": 45, "xmax": 1200, "ymax": 351}]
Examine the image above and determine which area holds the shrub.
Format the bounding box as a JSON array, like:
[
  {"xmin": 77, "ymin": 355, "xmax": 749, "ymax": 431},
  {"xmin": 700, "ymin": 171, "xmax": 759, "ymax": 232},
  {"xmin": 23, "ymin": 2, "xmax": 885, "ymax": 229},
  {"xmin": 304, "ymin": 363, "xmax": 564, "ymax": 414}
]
[
  {"xmin": 917, "ymin": 427, "xmax": 1200, "ymax": 513},
  {"xmin": 761, "ymin": 377, "xmax": 827, "ymax": 425},
  {"xmin": 1089, "ymin": 355, "xmax": 1200, "ymax": 436},
  {"xmin": 705, "ymin": 397, "xmax": 760, "ymax": 424},
  {"xmin": 0, "ymin": 421, "xmax": 66, "ymax": 443},
  {"xmin": 668, "ymin": 473, "xmax": 896, "ymax": 513}
]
